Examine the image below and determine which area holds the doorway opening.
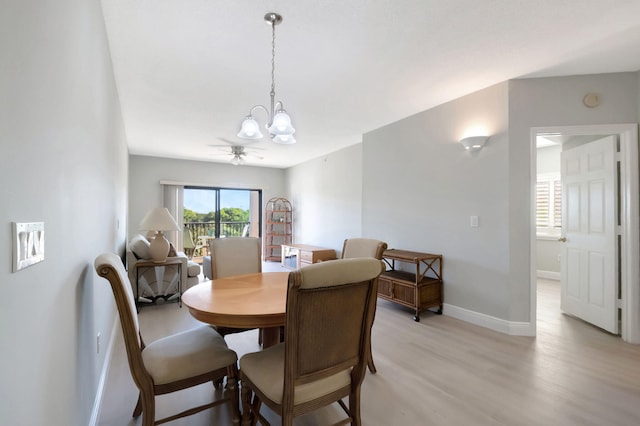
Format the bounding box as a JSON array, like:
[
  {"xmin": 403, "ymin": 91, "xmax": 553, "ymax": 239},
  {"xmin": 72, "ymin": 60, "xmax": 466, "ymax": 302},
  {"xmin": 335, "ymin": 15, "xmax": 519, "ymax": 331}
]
[{"xmin": 530, "ymin": 124, "xmax": 640, "ymax": 343}]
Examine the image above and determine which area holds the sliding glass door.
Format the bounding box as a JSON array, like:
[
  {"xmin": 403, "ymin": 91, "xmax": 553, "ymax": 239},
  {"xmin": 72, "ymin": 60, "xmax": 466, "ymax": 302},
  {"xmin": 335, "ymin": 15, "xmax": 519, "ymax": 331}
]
[{"xmin": 183, "ymin": 187, "xmax": 261, "ymax": 251}]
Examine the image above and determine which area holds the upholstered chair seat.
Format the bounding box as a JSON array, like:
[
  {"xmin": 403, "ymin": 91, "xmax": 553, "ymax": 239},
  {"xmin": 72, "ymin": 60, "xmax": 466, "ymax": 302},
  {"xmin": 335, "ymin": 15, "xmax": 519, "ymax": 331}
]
[
  {"xmin": 240, "ymin": 343, "xmax": 352, "ymax": 405},
  {"xmin": 141, "ymin": 326, "xmax": 237, "ymax": 385}
]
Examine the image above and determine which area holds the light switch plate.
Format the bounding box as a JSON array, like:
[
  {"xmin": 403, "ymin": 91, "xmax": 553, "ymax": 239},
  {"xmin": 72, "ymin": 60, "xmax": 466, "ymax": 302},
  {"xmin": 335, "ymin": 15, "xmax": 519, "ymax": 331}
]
[
  {"xmin": 12, "ymin": 222, "xmax": 45, "ymax": 272},
  {"xmin": 470, "ymin": 216, "xmax": 479, "ymax": 228}
]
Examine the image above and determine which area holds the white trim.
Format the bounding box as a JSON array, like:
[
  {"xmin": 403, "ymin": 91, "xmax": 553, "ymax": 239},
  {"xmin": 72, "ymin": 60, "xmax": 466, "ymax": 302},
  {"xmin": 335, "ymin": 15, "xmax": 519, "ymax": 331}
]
[
  {"xmin": 530, "ymin": 124, "xmax": 640, "ymax": 344},
  {"xmin": 160, "ymin": 179, "xmax": 268, "ymax": 190},
  {"xmin": 444, "ymin": 304, "xmax": 535, "ymax": 336},
  {"xmin": 89, "ymin": 318, "xmax": 119, "ymax": 426},
  {"xmin": 619, "ymin": 125, "xmax": 640, "ymax": 343},
  {"xmin": 530, "ymin": 129, "xmax": 539, "ymax": 337},
  {"xmin": 537, "ymin": 270, "xmax": 560, "ymax": 280}
]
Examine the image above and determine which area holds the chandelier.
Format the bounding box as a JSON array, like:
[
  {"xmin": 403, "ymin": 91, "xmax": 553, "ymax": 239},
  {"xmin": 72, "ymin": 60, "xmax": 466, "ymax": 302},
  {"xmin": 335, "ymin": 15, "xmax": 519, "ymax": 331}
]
[{"xmin": 237, "ymin": 12, "xmax": 296, "ymax": 144}]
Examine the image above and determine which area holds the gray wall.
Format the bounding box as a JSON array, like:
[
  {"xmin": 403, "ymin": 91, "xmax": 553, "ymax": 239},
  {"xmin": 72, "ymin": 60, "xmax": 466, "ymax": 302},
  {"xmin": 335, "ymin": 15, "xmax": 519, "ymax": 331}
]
[
  {"xmin": 0, "ymin": 1, "xmax": 128, "ymax": 425},
  {"xmin": 362, "ymin": 82, "xmax": 511, "ymax": 319},
  {"xmin": 285, "ymin": 144, "xmax": 363, "ymax": 254},
  {"xmin": 508, "ymin": 72, "xmax": 639, "ymax": 321},
  {"xmin": 356, "ymin": 72, "xmax": 638, "ymax": 327},
  {"xmin": 128, "ymin": 155, "xmax": 287, "ymax": 241}
]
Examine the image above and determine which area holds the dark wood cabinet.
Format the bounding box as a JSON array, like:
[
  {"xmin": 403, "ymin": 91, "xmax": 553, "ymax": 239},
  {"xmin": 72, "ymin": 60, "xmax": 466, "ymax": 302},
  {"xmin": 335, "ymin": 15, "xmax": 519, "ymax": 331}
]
[{"xmin": 378, "ymin": 249, "xmax": 443, "ymax": 321}]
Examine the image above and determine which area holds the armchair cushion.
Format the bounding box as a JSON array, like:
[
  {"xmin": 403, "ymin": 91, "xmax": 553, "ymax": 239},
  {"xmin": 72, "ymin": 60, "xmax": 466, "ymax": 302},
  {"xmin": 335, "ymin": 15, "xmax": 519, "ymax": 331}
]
[
  {"xmin": 186, "ymin": 260, "xmax": 201, "ymax": 277},
  {"xmin": 129, "ymin": 234, "xmax": 151, "ymax": 259}
]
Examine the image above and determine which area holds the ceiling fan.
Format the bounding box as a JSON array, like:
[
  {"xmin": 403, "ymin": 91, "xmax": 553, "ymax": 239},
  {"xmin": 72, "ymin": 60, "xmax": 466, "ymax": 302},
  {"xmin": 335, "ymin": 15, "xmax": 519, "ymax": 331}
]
[{"xmin": 208, "ymin": 139, "xmax": 264, "ymax": 165}]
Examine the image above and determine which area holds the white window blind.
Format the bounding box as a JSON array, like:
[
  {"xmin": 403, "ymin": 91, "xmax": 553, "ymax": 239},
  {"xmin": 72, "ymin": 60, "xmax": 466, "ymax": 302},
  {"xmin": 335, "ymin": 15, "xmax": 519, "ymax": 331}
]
[
  {"xmin": 536, "ymin": 181, "xmax": 550, "ymax": 228},
  {"xmin": 536, "ymin": 174, "xmax": 561, "ymax": 235}
]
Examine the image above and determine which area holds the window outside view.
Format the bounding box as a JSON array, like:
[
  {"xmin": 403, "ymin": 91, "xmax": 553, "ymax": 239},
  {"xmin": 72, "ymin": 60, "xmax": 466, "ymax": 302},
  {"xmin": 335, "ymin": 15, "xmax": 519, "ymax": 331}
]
[{"xmin": 183, "ymin": 188, "xmax": 252, "ymax": 256}]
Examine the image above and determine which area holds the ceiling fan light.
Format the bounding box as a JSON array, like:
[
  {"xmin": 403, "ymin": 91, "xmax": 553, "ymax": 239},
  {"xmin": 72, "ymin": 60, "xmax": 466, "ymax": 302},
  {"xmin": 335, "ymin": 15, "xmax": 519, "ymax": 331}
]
[
  {"xmin": 238, "ymin": 116, "xmax": 264, "ymax": 139},
  {"xmin": 268, "ymin": 111, "xmax": 295, "ymax": 136},
  {"xmin": 273, "ymin": 134, "xmax": 296, "ymax": 145},
  {"xmin": 230, "ymin": 155, "xmax": 245, "ymax": 165}
]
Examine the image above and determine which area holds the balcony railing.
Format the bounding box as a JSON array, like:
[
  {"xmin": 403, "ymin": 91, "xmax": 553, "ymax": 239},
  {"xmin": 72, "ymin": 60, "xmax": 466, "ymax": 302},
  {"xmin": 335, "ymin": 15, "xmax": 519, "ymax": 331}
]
[{"xmin": 184, "ymin": 221, "xmax": 250, "ymax": 243}]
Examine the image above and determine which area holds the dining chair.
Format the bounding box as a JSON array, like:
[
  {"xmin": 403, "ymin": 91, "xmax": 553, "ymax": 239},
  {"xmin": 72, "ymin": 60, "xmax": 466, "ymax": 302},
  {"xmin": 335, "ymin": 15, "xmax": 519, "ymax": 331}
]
[
  {"xmin": 208, "ymin": 236, "xmax": 263, "ymax": 339},
  {"xmin": 94, "ymin": 253, "xmax": 240, "ymax": 426},
  {"xmin": 341, "ymin": 237, "xmax": 387, "ymax": 261},
  {"xmin": 208, "ymin": 236, "xmax": 262, "ymax": 279},
  {"xmin": 239, "ymin": 257, "xmax": 383, "ymax": 426},
  {"xmin": 341, "ymin": 238, "xmax": 388, "ymax": 374}
]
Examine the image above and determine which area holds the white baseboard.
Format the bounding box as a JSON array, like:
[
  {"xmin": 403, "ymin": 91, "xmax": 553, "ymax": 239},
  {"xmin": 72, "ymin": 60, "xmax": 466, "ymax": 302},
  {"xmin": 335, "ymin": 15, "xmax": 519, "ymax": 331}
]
[
  {"xmin": 444, "ymin": 303, "xmax": 535, "ymax": 336},
  {"xmin": 89, "ymin": 318, "xmax": 119, "ymax": 426},
  {"xmin": 537, "ymin": 270, "xmax": 560, "ymax": 280}
]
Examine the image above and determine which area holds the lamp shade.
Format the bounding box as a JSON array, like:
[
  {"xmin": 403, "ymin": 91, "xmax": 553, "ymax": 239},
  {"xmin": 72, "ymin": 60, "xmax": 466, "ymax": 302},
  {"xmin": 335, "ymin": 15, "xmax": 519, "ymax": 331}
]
[
  {"xmin": 139, "ymin": 208, "xmax": 179, "ymax": 263},
  {"xmin": 139, "ymin": 207, "xmax": 180, "ymax": 232}
]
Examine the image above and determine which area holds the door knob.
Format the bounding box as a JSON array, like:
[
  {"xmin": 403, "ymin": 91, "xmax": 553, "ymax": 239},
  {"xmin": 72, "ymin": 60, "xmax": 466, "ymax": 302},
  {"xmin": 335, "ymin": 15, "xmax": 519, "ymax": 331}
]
[{"xmin": 558, "ymin": 237, "xmax": 567, "ymax": 242}]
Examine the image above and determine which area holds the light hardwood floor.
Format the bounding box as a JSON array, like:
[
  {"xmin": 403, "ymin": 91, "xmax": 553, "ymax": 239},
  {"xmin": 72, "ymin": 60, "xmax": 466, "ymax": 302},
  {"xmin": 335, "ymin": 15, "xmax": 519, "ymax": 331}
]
[{"xmin": 98, "ymin": 276, "xmax": 640, "ymax": 425}]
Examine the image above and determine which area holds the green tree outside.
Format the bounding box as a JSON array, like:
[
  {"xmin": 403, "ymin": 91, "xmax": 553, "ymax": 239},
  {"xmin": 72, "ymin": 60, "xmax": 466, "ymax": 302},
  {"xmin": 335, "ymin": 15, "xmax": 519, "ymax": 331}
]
[{"xmin": 183, "ymin": 207, "xmax": 249, "ymax": 223}]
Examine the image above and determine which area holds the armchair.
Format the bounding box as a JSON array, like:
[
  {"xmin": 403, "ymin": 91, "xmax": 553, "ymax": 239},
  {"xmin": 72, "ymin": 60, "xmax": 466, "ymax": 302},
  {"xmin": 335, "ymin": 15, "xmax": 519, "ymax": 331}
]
[{"xmin": 126, "ymin": 234, "xmax": 201, "ymax": 304}]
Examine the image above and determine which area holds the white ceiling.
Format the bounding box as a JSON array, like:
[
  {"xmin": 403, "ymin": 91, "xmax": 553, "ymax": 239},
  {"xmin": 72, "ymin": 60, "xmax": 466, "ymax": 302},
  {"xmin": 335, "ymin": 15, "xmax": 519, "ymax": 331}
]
[{"xmin": 101, "ymin": 0, "xmax": 640, "ymax": 168}]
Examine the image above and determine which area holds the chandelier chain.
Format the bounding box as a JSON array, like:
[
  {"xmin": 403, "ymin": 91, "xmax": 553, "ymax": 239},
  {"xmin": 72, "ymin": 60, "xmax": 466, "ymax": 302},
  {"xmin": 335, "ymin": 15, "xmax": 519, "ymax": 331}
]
[{"xmin": 270, "ymin": 21, "xmax": 276, "ymax": 97}]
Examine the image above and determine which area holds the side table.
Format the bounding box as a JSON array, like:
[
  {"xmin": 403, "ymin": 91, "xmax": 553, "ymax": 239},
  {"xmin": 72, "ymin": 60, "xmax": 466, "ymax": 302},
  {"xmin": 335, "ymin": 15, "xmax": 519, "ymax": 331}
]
[
  {"xmin": 378, "ymin": 249, "xmax": 443, "ymax": 321},
  {"xmin": 134, "ymin": 258, "xmax": 183, "ymax": 309}
]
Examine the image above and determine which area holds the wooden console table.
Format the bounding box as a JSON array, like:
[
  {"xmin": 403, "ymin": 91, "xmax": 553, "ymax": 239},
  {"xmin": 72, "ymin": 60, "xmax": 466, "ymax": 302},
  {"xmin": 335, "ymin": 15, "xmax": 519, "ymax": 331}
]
[
  {"xmin": 281, "ymin": 244, "xmax": 336, "ymax": 269},
  {"xmin": 378, "ymin": 249, "xmax": 443, "ymax": 321}
]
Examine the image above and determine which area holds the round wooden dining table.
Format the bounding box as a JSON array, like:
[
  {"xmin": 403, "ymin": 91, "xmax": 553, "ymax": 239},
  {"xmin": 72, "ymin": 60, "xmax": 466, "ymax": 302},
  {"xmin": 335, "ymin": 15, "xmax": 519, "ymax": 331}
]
[{"xmin": 181, "ymin": 272, "xmax": 289, "ymax": 348}]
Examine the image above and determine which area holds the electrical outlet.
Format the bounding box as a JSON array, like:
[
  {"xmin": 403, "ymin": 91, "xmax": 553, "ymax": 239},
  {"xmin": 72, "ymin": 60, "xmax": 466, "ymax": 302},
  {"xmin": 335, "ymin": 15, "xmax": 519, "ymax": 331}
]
[{"xmin": 97, "ymin": 332, "xmax": 101, "ymax": 354}]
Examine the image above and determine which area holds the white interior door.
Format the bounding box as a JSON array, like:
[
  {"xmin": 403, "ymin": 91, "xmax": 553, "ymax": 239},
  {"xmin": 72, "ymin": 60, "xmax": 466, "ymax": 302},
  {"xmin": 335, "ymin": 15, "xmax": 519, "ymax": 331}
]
[{"xmin": 560, "ymin": 135, "xmax": 618, "ymax": 334}]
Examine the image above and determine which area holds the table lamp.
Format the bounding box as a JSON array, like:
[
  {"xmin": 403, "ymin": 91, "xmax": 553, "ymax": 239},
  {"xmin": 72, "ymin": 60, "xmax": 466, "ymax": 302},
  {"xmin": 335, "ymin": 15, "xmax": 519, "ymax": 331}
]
[{"xmin": 139, "ymin": 207, "xmax": 180, "ymax": 262}]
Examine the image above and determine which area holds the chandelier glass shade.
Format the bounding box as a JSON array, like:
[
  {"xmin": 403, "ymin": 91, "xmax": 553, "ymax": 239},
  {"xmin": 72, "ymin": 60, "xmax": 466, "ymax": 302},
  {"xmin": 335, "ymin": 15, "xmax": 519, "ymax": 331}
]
[
  {"xmin": 237, "ymin": 13, "xmax": 296, "ymax": 144},
  {"xmin": 238, "ymin": 117, "xmax": 263, "ymax": 140}
]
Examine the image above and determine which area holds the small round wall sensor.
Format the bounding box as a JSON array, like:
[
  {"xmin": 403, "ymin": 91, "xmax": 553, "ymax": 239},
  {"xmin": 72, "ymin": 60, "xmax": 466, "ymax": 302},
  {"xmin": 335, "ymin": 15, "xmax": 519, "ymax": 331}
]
[{"xmin": 583, "ymin": 93, "xmax": 600, "ymax": 108}]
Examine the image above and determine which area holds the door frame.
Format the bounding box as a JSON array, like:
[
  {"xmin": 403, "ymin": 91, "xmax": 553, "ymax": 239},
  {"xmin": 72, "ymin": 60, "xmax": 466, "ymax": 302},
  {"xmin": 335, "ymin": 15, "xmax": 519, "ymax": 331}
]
[{"xmin": 529, "ymin": 123, "xmax": 640, "ymax": 343}]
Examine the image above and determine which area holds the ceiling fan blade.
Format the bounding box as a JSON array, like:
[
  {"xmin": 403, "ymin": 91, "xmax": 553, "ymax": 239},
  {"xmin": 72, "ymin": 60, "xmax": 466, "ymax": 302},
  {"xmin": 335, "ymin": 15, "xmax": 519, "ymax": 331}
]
[{"xmin": 216, "ymin": 137, "xmax": 262, "ymax": 147}]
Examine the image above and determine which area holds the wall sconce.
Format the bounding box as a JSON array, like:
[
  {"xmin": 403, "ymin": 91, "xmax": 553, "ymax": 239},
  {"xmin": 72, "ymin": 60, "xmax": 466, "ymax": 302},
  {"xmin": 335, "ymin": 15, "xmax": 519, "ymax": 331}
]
[{"xmin": 460, "ymin": 136, "xmax": 488, "ymax": 152}]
